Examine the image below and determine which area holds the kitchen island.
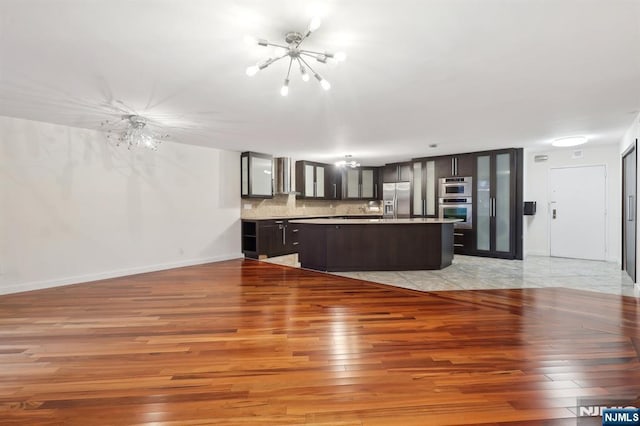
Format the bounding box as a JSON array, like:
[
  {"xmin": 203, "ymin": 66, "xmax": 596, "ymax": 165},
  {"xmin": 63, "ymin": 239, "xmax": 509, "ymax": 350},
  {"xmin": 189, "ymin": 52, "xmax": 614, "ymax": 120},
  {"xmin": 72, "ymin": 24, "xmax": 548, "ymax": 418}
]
[{"xmin": 290, "ymin": 218, "xmax": 461, "ymax": 272}]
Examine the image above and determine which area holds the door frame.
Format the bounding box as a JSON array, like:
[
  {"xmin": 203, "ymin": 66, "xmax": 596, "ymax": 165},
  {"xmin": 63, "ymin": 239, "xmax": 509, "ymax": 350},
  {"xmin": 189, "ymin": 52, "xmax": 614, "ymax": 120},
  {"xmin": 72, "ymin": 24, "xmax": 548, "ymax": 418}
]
[
  {"xmin": 622, "ymin": 140, "xmax": 637, "ymax": 282},
  {"xmin": 547, "ymin": 164, "xmax": 608, "ymax": 260}
]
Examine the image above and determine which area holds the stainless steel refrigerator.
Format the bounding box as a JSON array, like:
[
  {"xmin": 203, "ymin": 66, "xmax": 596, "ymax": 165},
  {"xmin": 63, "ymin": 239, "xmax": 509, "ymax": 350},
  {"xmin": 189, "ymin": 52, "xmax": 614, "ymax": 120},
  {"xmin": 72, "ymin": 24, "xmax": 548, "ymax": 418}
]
[{"xmin": 383, "ymin": 182, "xmax": 411, "ymax": 219}]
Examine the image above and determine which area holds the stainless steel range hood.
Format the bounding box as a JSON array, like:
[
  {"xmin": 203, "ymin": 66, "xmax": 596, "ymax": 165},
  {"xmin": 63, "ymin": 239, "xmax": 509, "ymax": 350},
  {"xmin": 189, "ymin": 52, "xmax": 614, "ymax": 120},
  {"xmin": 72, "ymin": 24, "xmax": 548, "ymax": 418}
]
[{"xmin": 273, "ymin": 157, "xmax": 295, "ymax": 194}]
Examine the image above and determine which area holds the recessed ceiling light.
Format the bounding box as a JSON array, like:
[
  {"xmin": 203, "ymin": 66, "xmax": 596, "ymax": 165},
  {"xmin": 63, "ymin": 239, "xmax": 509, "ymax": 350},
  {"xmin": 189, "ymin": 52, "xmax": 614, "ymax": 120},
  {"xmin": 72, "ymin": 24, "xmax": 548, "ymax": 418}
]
[
  {"xmin": 551, "ymin": 136, "xmax": 588, "ymax": 147},
  {"xmin": 428, "ymin": 143, "xmax": 438, "ymax": 148}
]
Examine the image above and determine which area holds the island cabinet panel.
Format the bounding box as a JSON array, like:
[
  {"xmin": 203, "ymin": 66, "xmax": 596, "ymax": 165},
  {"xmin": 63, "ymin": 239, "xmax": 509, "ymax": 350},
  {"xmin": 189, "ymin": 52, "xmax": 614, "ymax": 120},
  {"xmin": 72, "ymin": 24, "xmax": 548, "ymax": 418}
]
[{"xmin": 296, "ymin": 221, "xmax": 454, "ymax": 272}]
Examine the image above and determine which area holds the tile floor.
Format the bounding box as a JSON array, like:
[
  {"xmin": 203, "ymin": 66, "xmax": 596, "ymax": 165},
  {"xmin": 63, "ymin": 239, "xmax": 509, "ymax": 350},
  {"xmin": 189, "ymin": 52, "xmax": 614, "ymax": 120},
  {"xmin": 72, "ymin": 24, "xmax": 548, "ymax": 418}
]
[{"xmin": 262, "ymin": 254, "xmax": 640, "ymax": 297}]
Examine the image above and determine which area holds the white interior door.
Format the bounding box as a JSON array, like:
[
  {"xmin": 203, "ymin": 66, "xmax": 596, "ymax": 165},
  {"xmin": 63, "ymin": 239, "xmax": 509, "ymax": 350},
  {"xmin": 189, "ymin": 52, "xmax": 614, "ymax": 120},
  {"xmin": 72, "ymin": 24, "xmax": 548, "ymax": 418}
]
[{"xmin": 549, "ymin": 165, "xmax": 606, "ymax": 260}]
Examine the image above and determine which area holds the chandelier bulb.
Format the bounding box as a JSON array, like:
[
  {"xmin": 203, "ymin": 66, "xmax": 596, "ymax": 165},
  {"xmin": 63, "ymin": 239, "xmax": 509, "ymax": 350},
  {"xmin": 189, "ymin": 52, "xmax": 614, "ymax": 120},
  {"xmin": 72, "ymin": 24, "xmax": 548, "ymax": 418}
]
[
  {"xmin": 334, "ymin": 51, "xmax": 347, "ymax": 62},
  {"xmin": 280, "ymin": 79, "xmax": 290, "ymax": 97},
  {"xmin": 246, "ymin": 65, "xmax": 259, "ymax": 76},
  {"xmin": 309, "ymin": 17, "xmax": 322, "ymax": 32},
  {"xmin": 300, "ymin": 65, "xmax": 310, "ymax": 82},
  {"xmin": 321, "ymin": 79, "xmax": 331, "ymax": 91}
]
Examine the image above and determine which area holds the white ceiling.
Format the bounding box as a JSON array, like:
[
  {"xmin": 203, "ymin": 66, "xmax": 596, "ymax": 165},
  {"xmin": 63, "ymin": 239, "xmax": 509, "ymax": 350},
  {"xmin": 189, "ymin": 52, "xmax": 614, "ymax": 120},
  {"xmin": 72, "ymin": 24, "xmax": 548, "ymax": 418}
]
[{"xmin": 1, "ymin": 0, "xmax": 639, "ymax": 165}]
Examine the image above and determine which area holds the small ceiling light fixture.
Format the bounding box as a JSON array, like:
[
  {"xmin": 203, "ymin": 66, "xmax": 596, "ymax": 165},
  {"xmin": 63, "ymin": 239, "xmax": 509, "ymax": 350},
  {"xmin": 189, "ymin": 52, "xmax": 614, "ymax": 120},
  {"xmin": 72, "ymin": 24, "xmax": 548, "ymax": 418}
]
[
  {"xmin": 335, "ymin": 155, "xmax": 360, "ymax": 168},
  {"xmin": 101, "ymin": 115, "xmax": 169, "ymax": 150},
  {"xmin": 245, "ymin": 17, "xmax": 346, "ymax": 96},
  {"xmin": 551, "ymin": 136, "xmax": 588, "ymax": 147}
]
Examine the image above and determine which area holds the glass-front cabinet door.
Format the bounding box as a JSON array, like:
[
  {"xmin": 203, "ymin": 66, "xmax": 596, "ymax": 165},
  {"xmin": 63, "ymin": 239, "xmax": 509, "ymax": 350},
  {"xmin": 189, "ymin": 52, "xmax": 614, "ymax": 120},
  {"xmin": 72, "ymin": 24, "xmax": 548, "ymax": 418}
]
[
  {"xmin": 304, "ymin": 164, "xmax": 315, "ymax": 197},
  {"xmin": 346, "ymin": 169, "xmax": 360, "ymax": 199},
  {"xmin": 474, "ymin": 150, "xmax": 515, "ymax": 258},
  {"xmin": 361, "ymin": 169, "xmax": 374, "ymax": 198},
  {"xmin": 241, "ymin": 152, "xmax": 273, "ymax": 198},
  {"xmin": 412, "ymin": 160, "xmax": 436, "ymax": 217},
  {"xmin": 315, "ymin": 166, "xmax": 325, "ymax": 197}
]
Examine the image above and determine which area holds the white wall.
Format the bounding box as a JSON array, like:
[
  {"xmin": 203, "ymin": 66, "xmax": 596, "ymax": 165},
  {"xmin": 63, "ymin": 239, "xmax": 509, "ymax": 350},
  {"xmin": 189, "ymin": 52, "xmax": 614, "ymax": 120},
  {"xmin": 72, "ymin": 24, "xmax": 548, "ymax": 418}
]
[
  {"xmin": 524, "ymin": 144, "xmax": 621, "ymax": 262},
  {"xmin": 619, "ymin": 112, "xmax": 640, "ymax": 283},
  {"xmin": 0, "ymin": 116, "xmax": 241, "ymax": 295}
]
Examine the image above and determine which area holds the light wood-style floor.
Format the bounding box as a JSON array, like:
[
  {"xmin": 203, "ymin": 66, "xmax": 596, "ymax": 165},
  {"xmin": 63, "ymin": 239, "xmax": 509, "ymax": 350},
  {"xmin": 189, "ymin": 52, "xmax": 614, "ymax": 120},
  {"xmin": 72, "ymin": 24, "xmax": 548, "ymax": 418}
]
[{"xmin": 1, "ymin": 259, "xmax": 639, "ymax": 425}]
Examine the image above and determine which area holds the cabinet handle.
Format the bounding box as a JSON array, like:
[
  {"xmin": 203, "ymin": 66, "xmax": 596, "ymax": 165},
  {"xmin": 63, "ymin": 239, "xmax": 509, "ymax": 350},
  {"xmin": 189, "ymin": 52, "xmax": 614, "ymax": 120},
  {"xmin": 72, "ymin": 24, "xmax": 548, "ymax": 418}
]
[
  {"xmin": 454, "ymin": 233, "xmax": 464, "ymax": 236},
  {"xmin": 333, "ymin": 183, "xmax": 337, "ymax": 198},
  {"xmin": 451, "ymin": 158, "xmax": 454, "ymax": 176},
  {"xmin": 292, "ymin": 229, "xmax": 299, "ymax": 233},
  {"xmin": 292, "ymin": 242, "xmax": 299, "ymax": 246},
  {"xmin": 423, "ymin": 199, "xmax": 426, "ymax": 216},
  {"xmin": 275, "ymin": 220, "xmax": 284, "ymax": 224},
  {"xmin": 454, "ymin": 243, "xmax": 464, "ymax": 247},
  {"xmin": 282, "ymin": 226, "xmax": 286, "ymax": 245},
  {"xmin": 628, "ymin": 195, "xmax": 634, "ymax": 221},
  {"xmin": 374, "ymin": 183, "xmax": 378, "ymax": 198}
]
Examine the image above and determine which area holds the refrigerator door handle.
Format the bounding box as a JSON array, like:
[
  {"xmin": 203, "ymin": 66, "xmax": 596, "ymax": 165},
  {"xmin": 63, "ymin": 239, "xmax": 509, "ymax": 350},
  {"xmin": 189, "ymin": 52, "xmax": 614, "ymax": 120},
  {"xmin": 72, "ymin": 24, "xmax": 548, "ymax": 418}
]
[{"xmin": 451, "ymin": 158, "xmax": 454, "ymax": 176}]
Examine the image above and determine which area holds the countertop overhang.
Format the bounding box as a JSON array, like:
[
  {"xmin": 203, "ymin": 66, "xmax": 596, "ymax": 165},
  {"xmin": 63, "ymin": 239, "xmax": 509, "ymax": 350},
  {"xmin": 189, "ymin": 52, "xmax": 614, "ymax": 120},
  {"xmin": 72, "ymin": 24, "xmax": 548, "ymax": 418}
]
[{"xmin": 290, "ymin": 218, "xmax": 462, "ymax": 225}]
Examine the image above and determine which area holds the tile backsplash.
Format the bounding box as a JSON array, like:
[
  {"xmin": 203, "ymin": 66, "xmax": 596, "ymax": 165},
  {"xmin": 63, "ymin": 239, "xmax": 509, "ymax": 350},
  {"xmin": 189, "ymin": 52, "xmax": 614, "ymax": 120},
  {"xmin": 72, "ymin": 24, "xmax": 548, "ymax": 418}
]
[{"xmin": 241, "ymin": 194, "xmax": 382, "ymax": 218}]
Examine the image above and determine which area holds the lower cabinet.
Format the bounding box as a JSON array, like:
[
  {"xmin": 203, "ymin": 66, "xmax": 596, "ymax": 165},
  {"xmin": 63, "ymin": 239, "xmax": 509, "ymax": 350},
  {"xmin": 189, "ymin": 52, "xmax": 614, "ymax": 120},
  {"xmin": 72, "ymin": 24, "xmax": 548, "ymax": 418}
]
[
  {"xmin": 453, "ymin": 228, "xmax": 473, "ymax": 255},
  {"xmin": 242, "ymin": 219, "xmax": 299, "ymax": 259}
]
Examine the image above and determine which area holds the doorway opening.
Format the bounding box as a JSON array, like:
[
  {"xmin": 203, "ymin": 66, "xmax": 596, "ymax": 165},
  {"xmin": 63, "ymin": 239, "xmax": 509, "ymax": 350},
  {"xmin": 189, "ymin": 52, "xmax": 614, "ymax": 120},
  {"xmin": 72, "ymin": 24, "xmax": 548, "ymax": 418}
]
[{"xmin": 622, "ymin": 141, "xmax": 637, "ymax": 283}]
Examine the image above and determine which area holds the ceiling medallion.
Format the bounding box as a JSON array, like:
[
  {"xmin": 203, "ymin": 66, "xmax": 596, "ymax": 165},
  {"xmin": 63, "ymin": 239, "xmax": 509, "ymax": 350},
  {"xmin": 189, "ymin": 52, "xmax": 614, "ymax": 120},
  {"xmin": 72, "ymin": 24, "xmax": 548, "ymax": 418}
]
[
  {"xmin": 101, "ymin": 114, "xmax": 169, "ymax": 151},
  {"xmin": 245, "ymin": 17, "xmax": 346, "ymax": 96}
]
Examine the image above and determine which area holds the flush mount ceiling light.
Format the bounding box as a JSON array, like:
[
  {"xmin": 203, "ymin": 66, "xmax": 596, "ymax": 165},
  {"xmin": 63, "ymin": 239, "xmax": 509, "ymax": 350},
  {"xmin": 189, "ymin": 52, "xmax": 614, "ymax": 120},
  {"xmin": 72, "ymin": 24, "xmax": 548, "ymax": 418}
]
[
  {"xmin": 551, "ymin": 136, "xmax": 588, "ymax": 147},
  {"xmin": 245, "ymin": 17, "xmax": 346, "ymax": 96},
  {"xmin": 101, "ymin": 115, "xmax": 169, "ymax": 150},
  {"xmin": 335, "ymin": 155, "xmax": 360, "ymax": 168}
]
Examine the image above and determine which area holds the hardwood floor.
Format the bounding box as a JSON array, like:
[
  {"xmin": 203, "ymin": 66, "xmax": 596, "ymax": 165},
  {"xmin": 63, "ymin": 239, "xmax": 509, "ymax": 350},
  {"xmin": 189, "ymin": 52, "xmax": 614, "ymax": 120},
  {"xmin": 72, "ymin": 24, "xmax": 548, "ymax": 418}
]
[{"xmin": 0, "ymin": 259, "xmax": 639, "ymax": 425}]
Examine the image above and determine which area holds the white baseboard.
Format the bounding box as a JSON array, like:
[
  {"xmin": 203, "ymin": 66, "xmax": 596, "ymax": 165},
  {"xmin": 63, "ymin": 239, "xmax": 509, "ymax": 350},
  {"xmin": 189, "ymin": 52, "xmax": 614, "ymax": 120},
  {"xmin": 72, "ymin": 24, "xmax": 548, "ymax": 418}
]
[
  {"xmin": 524, "ymin": 250, "xmax": 548, "ymax": 257},
  {"xmin": 0, "ymin": 253, "xmax": 243, "ymax": 296}
]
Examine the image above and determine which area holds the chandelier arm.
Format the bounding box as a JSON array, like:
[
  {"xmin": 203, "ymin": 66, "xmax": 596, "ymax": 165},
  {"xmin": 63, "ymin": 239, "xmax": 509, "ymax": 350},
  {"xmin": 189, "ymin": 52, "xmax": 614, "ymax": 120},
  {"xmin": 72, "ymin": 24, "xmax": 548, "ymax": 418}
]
[
  {"xmin": 297, "ymin": 55, "xmax": 320, "ymax": 77},
  {"xmin": 299, "ymin": 51, "xmax": 325, "ymax": 60},
  {"xmin": 298, "ymin": 48, "xmax": 327, "ymax": 56},
  {"xmin": 264, "ymin": 41, "xmax": 289, "ymax": 49},
  {"xmin": 286, "ymin": 57, "xmax": 293, "ymax": 80}
]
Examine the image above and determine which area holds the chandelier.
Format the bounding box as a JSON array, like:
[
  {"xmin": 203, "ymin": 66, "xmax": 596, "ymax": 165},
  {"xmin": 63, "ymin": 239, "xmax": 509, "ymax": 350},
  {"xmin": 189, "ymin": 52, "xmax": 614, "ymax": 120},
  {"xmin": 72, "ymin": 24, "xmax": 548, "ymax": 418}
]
[
  {"xmin": 101, "ymin": 115, "xmax": 169, "ymax": 150},
  {"xmin": 245, "ymin": 17, "xmax": 346, "ymax": 96},
  {"xmin": 335, "ymin": 155, "xmax": 360, "ymax": 168}
]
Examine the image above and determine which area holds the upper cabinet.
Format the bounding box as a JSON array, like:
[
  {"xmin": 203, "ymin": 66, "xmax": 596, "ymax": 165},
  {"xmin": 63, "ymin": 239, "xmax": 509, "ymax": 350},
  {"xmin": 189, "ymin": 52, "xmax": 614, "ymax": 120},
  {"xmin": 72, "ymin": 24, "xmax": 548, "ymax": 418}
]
[
  {"xmin": 241, "ymin": 152, "xmax": 273, "ymax": 199},
  {"xmin": 383, "ymin": 162, "xmax": 412, "ymax": 183},
  {"xmin": 436, "ymin": 154, "xmax": 474, "ymax": 178},
  {"xmin": 411, "ymin": 159, "xmax": 437, "ymax": 217},
  {"xmin": 296, "ymin": 161, "xmax": 344, "ymax": 200},
  {"xmin": 343, "ymin": 167, "xmax": 380, "ymax": 200}
]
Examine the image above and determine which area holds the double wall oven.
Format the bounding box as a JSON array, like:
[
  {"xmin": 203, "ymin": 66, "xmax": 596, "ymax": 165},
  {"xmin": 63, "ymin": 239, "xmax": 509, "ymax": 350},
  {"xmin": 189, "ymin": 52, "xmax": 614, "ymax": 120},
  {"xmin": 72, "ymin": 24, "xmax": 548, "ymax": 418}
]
[{"xmin": 438, "ymin": 177, "xmax": 472, "ymax": 228}]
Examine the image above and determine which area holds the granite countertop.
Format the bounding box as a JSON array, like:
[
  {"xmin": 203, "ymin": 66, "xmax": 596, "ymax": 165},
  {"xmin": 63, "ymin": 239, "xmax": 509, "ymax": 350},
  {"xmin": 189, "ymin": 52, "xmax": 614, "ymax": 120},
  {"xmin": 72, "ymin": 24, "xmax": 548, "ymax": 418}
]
[
  {"xmin": 290, "ymin": 218, "xmax": 462, "ymax": 225},
  {"xmin": 241, "ymin": 213, "xmax": 383, "ymax": 221}
]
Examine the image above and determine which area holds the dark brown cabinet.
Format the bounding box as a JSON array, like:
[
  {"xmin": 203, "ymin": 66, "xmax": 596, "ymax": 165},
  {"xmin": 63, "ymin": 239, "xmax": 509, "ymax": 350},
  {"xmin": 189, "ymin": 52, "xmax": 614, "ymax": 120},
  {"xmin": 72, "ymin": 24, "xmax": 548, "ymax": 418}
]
[
  {"xmin": 241, "ymin": 152, "xmax": 273, "ymax": 198},
  {"xmin": 296, "ymin": 161, "xmax": 343, "ymax": 200},
  {"xmin": 241, "ymin": 219, "xmax": 299, "ymax": 259},
  {"xmin": 343, "ymin": 167, "xmax": 380, "ymax": 199},
  {"xmin": 383, "ymin": 162, "xmax": 412, "ymax": 182},
  {"xmin": 436, "ymin": 154, "xmax": 474, "ymax": 178},
  {"xmin": 473, "ymin": 148, "xmax": 523, "ymax": 259},
  {"xmin": 296, "ymin": 161, "xmax": 328, "ymax": 199},
  {"xmin": 326, "ymin": 165, "xmax": 342, "ymax": 200},
  {"xmin": 411, "ymin": 160, "xmax": 437, "ymax": 218},
  {"xmin": 453, "ymin": 228, "xmax": 473, "ymax": 255}
]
